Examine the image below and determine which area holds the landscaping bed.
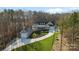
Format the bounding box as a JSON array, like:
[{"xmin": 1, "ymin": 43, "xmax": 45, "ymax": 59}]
[{"xmin": 29, "ymin": 31, "xmax": 48, "ymax": 39}]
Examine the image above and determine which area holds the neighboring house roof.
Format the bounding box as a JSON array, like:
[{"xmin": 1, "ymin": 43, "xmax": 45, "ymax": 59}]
[
  {"xmin": 32, "ymin": 21, "xmax": 54, "ymax": 26},
  {"xmin": 47, "ymin": 21, "xmax": 54, "ymax": 26},
  {"xmin": 34, "ymin": 20, "xmax": 48, "ymax": 24}
]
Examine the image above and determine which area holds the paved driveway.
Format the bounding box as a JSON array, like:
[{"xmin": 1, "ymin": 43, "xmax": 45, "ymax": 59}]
[{"xmin": 3, "ymin": 27, "xmax": 55, "ymax": 51}]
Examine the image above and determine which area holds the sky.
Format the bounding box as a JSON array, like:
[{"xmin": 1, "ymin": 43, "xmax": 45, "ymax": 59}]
[{"xmin": 0, "ymin": 7, "xmax": 79, "ymax": 14}]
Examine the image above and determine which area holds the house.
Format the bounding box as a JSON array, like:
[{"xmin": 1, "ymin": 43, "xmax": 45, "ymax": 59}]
[
  {"xmin": 20, "ymin": 21, "xmax": 55, "ymax": 40},
  {"xmin": 20, "ymin": 29, "xmax": 28, "ymax": 39},
  {"xmin": 32, "ymin": 21, "xmax": 55, "ymax": 31},
  {"xmin": 20, "ymin": 26, "xmax": 32, "ymax": 41}
]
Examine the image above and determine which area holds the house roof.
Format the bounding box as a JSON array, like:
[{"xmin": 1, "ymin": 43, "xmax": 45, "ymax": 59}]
[
  {"xmin": 34, "ymin": 21, "xmax": 48, "ymax": 24},
  {"xmin": 48, "ymin": 21, "xmax": 55, "ymax": 26},
  {"xmin": 20, "ymin": 29, "xmax": 27, "ymax": 33},
  {"xmin": 33, "ymin": 21, "xmax": 54, "ymax": 25}
]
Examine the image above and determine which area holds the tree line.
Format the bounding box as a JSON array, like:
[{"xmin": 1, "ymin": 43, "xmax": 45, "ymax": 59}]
[{"xmin": 56, "ymin": 11, "xmax": 79, "ymax": 50}]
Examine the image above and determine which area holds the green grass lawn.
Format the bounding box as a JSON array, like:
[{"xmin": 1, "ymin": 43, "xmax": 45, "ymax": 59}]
[{"xmin": 12, "ymin": 32, "xmax": 59, "ymax": 51}]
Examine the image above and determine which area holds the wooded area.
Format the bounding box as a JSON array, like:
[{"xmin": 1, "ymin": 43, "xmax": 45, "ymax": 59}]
[
  {"xmin": 0, "ymin": 9, "xmax": 55, "ymax": 50},
  {"xmin": 56, "ymin": 12, "xmax": 79, "ymax": 50}
]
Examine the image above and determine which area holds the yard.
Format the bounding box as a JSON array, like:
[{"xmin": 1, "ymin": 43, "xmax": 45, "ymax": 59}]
[{"xmin": 12, "ymin": 32, "xmax": 59, "ymax": 51}]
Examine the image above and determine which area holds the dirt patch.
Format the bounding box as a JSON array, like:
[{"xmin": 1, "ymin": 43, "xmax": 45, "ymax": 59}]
[{"xmin": 52, "ymin": 34, "xmax": 70, "ymax": 51}]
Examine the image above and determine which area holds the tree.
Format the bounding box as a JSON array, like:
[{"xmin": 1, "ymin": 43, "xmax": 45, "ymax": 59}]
[{"xmin": 68, "ymin": 12, "xmax": 78, "ymax": 48}]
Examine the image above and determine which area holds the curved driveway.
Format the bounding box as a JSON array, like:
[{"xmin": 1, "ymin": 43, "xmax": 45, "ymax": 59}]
[{"xmin": 3, "ymin": 27, "xmax": 55, "ymax": 51}]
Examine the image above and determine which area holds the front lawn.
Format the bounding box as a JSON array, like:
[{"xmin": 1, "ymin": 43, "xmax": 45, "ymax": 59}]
[{"xmin": 12, "ymin": 32, "xmax": 59, "ymax": 51}]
